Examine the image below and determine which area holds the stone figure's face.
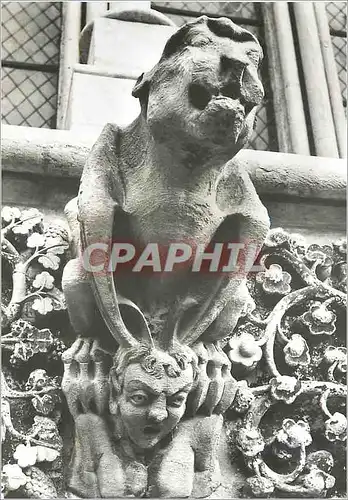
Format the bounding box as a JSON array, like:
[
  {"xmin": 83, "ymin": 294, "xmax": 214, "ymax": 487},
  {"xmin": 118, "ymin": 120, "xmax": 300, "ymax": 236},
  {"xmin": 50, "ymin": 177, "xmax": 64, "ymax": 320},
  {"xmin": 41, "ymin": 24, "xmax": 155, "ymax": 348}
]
[
  {"xmin": 137, "ymin": 17, "xmax": 264, "ymax": 165},
  {"xmin": 117, "ymin": 357, "xmax": 193, "ymax": 449}
]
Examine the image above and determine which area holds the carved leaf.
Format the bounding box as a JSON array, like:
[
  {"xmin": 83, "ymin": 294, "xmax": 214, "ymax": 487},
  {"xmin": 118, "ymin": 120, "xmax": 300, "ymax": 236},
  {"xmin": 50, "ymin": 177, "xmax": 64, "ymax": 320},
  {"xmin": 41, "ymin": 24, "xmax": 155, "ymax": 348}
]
[
  {"xmin": 30, "ymin": 416, "xmax": 62, "ymax": 450},
  {"xmin": 38, "ymin": 253, "xmax": 60, "ymax": 270},
  {"xmin": 27, "ymin": 328, "xmax": 54, "ymax": 353},
  {"xmin": 12, "ymin": 209, "xmax": 43, "ymax": 235},
  {"xmin": 13, "ymin": 342, "xmax": 34, "ymax": 361},
  {"xmin": 32, "ymin": 394, "xmax": 59, "ymax": 416},
  {"xmin": 35, "ymin": 446, "xmax": 60, "ymax": 463},
  {"xmin": 32, "ymin": 297, "xmax": 54, "ymax": 315},
  {"xmin": 32, "ymin": 272, "xmax": 54, "ymax": 290},
  {"xmin": 1, "ymin": 206, "xmax": 21, "ymax": 223},
  {"xmin": 27, "ymin": 233, "xmax": 45, "ymax": 249},
  {"xmin": 13, "ymin": 443, "xmax": 37, "ymax": 468},
  {"xmin": 2, "ymin": 464, "xmax": 28, "ymax": 491},
  {"xmin": 45, "ymin": 243, "xmax": 67, "ymax": 255}
]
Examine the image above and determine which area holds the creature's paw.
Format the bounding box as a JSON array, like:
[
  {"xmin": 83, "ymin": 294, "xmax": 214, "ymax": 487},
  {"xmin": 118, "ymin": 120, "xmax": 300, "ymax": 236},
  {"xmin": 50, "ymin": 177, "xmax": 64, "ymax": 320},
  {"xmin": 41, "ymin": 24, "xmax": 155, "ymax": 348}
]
[
  {"xmin": 62, "ymin": 338, "xmax": 113, "ymax": 418},
  {"xmin": 189, "ymin": 342, "xmax": 237, "ymax": 415}
]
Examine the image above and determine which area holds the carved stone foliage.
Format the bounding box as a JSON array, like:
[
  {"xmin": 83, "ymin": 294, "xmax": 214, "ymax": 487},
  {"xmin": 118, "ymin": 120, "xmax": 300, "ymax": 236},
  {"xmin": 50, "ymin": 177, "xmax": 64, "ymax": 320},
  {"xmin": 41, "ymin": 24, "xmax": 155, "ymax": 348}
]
[
  {"xmin": 1, "ymin": 206, "xmax": 69, "ymax": 498},
  {"xmin": 225, "ymin": 228, "xmax": 346, "ymax": 498},
  {"xmin": 1, "ymin": 207, "xmax": 346, "ymax": 498}
]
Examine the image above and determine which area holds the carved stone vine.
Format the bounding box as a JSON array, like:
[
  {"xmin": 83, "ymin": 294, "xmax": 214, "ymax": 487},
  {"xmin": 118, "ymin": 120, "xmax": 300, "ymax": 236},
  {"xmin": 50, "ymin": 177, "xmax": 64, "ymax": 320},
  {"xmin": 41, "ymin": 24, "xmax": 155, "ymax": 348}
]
[
  {"xmin": 1, "ymin": 206, "xmax": 69, "ymax": 498},
  {"xmin": 225, "ymin": 228, "xmax": 347, "ymax": 498}
]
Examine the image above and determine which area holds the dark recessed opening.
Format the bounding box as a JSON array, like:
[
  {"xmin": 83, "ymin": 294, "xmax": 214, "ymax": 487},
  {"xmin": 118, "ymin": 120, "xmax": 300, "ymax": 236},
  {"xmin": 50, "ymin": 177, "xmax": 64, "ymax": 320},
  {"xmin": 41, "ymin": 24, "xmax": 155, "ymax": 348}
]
[{"xmin": 189, "ymin": 83, "xmax": 212, "ymax": 110}]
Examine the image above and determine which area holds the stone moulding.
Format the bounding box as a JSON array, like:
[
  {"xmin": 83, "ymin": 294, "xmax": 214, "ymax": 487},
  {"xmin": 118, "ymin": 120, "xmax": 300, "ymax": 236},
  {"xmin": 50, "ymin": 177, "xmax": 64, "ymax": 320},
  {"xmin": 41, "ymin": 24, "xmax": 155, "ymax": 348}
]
[{"xmin": 2, "ymin": 124, "xmax": 346, "ymax": 202}]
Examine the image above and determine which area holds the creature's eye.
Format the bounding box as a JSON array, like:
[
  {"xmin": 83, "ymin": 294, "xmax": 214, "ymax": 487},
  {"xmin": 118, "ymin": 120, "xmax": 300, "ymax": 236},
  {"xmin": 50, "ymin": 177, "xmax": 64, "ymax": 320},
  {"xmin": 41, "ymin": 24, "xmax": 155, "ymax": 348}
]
[
  {"xmin": 168, "ymin": 394, "xmax": 187, "ymax": 408},
  {"xmin": 129, "ymin": 392, "xmax": 148, "ymax": 406},
  {"xmin": 189, "ymin": 83, "xmax": 212, "ymax": 110}
]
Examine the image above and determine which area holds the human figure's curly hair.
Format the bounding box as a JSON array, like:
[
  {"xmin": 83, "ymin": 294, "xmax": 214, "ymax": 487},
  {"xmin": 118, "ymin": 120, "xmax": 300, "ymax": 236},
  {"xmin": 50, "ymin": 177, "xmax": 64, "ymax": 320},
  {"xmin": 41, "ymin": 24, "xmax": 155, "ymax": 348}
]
[{"xmin": 111, "ymin": 343, "xmax": 198, "ymax": 391}]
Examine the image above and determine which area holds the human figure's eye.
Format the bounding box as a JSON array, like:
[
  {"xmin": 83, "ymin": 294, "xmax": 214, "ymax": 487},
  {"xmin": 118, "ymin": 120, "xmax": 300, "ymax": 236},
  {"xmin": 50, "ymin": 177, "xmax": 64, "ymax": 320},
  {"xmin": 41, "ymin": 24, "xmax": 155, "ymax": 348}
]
[
  {"xmin": 168, "ymin": 394, "xmax": 187, "ymax": 408},
  {"xmin": 129, "ymin": 392, "xmax": 148, "ymax": 405},
  {"xmin": 192, "ymin": 35, "xmax": 212, "ymax": 47}
]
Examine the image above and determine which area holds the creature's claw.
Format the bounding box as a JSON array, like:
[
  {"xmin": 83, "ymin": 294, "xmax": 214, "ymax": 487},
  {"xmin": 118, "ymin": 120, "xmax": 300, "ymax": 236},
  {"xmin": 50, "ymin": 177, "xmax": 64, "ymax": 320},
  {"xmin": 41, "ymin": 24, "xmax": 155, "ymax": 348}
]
[
  {"xmin": 61, "ymin": 337, "xmax": 113, "ymax": 418},
  {"xmin": 189, "ymin": 367, "xmax": 210, "ymax": 415},
  {"xmin": 189, "ymin": 341, "xmax": 236, "ymax": 415},
  {"xmin": 204, "ymin": 344, "xmax": 225, "ymax": 413},
  {"xmin": 215, "ymin": 373, "xmax": 237, "ymax": 414},
  {"xmin": 61, "ymin": 337, "xmax": 84, "ymax": 364}
]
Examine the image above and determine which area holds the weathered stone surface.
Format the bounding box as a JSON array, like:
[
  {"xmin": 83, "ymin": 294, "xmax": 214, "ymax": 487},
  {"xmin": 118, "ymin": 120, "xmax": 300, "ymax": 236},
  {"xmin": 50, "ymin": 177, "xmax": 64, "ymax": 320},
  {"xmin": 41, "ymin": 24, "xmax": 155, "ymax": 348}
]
[
  {"xmin": 2, "ymin": 13, "xmax": 346, "ymax": 499},
  {"xmin": 61, "ymin": 15, "xmax": 270, "ymax": 497}
]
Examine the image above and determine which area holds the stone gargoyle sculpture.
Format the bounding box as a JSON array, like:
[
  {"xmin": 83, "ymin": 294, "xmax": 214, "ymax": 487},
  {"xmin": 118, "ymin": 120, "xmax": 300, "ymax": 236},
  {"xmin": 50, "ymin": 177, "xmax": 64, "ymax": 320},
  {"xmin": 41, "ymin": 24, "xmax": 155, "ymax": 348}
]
[{"xmin": 61, "ymin": 15, "xmax": 270, "ymax": 497}]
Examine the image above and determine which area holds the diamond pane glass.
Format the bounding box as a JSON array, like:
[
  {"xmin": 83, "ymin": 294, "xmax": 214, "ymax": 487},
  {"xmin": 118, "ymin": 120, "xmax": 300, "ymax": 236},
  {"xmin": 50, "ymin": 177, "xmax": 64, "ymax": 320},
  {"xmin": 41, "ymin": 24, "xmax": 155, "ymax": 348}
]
[
  {"xmin": 332, "ymin": 35, "xmax": 347, "ymax": 108},
  {"xmin": 2, "ymin": 2, "xmax": 61, "ymax": 64},
  {"xmin": 1, "ymin": 2, "xmax": 61, "ymax": 129},
  {"xmin": 152, "ymin": 2, "xmax": 258, "ymax": 20},
  {"xmin": 2, "ymin": 68, "xmax": 58, "ymax": 128},
  {"xmin": 326, "ymin": 2, "xmax": 347, "ymax": 32}
]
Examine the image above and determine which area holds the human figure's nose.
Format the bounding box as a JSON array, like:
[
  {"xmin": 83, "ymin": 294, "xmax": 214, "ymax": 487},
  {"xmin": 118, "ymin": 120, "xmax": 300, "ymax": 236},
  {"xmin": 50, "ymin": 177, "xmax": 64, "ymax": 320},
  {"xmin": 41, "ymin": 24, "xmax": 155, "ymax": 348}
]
[{"xmin": 147, "ymin": 396, "xmax": 168, "ymax": 423}]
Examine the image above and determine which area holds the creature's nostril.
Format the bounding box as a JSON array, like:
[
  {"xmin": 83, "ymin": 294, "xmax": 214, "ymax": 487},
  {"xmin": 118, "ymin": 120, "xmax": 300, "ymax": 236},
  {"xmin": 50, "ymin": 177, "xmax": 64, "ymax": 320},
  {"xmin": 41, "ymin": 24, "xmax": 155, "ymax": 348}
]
[
  {"xmin": 221, "ymin": 82, "xmax": 240, "ymax": 100},
  {"xmin": 189, "ymin": 83, "xmax": 212, "ymax": 110}
]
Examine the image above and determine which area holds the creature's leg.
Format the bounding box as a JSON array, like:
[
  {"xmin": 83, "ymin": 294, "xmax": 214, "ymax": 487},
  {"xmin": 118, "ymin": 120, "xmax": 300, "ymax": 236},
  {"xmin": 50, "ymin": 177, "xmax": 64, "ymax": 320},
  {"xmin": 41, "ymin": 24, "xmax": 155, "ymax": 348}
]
[
  {"xmin": 62, "ymin": 258, "xmax": 101, "ymax": 338},
  {"xmin": 201, "ymin": 280, "xmax": 250, "ymax": 343},
  {"xmin": 68, "ymin": 413, "xmax": 125, "ymax": 498},
  {"xmin": 190, "ymin": 414, "xmax": 223, "ymax": 498},
  {"xmin": 64, "ymin": 197, "xmax": 80, "ymax": 259}
]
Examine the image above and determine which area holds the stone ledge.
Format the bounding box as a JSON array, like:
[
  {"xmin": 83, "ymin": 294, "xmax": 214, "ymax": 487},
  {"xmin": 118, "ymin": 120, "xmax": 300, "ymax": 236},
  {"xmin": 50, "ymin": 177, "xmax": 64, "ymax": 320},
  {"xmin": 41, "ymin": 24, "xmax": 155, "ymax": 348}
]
[{"xmin": 2, "ymin": 124, "xmax": 346, "ymax": 202}]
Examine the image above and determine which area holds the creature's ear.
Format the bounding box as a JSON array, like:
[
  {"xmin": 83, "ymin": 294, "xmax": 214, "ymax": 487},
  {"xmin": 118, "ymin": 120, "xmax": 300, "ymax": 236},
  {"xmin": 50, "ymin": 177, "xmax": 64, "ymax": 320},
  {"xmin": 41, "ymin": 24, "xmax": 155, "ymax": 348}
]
[
  {"xmin": 132, "ymin": 72, "xmax": 151, "ymax": 112},
  {"xmin": 118, "ymin": 294, "xmax": 154, "ymax": 348}
]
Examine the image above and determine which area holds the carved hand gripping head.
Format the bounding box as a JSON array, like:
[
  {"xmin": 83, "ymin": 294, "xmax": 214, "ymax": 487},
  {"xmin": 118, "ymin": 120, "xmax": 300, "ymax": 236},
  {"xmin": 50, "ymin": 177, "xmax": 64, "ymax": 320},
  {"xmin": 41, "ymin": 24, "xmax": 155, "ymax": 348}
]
[{"xmin": 133, "ymin": 15, "xmax": 264, "ymax": 161}]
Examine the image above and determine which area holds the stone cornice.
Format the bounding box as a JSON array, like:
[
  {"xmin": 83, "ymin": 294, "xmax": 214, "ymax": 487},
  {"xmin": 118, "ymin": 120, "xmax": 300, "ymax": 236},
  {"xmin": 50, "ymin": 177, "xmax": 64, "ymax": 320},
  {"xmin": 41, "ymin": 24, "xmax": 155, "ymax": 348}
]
[{"xmin": 2, "ymin": 124, "xmax": 346, "ymax": 202}]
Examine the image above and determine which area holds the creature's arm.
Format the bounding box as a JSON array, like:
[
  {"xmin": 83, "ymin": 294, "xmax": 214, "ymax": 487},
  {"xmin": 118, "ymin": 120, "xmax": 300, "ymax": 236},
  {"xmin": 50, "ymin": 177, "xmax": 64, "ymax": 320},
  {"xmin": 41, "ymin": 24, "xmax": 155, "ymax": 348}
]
[
  {"xmin": 180, "ymin": 163, "xmax": 270, "ymax": 346},
  {"xmin": 178, "ymin": 164, "xmax": 270, "ymax": 415},
  {"xmin": 78, "ymin": 123, "xmax": 135, "ymax": 348}
]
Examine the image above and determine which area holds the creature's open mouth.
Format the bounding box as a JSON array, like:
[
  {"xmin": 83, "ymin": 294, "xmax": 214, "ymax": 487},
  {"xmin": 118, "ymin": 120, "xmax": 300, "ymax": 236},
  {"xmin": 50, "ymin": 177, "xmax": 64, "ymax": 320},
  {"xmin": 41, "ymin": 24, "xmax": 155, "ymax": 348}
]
[{"xmin": 143, "ymin": 425, "xmax": 161, "ymax": 435}]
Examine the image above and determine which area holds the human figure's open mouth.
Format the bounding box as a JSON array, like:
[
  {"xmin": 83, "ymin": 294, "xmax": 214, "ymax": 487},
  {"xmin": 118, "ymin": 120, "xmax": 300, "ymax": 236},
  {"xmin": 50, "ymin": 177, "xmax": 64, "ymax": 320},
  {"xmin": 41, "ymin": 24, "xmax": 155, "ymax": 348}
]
[{"xmin": 143, "ymin": 425, "xmax": 162, "ymax": 435}]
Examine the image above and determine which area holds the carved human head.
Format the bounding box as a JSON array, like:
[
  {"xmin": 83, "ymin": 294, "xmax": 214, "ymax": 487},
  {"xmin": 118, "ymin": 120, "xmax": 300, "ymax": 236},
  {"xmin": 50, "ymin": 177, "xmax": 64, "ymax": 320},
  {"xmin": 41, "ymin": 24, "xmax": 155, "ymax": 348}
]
[
  {"xmin": 109, "ymin": 343, "xmax": 197, "ymax": 449},
  {"xmin": 132, "ymin": 16, "xmax": 264, "ymax": 165}
]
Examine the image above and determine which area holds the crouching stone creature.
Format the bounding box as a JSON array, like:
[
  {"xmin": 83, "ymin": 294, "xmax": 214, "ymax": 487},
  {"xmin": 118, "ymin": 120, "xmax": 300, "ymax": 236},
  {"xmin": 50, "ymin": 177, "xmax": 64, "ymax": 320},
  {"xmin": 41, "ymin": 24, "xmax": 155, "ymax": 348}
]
[{"xmin": 61, "ymin": 15, "xmax": 270, "ymax": 498}]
